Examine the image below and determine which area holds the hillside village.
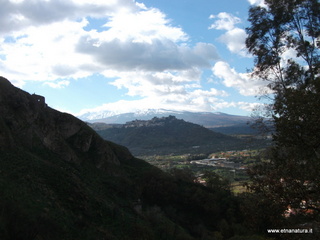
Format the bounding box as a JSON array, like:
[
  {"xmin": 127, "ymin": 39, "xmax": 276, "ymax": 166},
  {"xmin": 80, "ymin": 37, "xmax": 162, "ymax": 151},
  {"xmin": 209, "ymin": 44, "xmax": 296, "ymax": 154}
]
[{"xmin": 123, "ymin": 116, "xmax": 177, "ymax": 128}]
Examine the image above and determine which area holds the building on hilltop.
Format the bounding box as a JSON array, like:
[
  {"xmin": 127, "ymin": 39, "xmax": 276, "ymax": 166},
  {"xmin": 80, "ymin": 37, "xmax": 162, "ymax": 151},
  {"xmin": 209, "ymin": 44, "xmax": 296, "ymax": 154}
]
[{"xmin": 31, "ymin": 94, "xmax": 46, "ymax": 108}]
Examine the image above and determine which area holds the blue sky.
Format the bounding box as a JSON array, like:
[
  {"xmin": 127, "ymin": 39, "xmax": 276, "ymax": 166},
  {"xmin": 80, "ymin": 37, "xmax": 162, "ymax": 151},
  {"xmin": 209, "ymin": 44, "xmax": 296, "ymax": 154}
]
[{"xmin": 0, "ymin": 0, "xmax": 267, "ymax": 118}]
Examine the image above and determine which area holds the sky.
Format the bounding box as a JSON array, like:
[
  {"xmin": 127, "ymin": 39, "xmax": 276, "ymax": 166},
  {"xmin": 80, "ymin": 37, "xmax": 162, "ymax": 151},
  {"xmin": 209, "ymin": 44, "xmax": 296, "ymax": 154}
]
[{"xmin": 0, "ymin": 0, "xmax": 268, "ymax": 118}]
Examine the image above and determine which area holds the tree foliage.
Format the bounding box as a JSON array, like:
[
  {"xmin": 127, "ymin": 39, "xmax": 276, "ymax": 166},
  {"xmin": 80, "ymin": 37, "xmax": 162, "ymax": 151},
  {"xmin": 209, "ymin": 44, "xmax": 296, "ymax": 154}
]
[{"xmin": 246, "ymin": 0, "xmax": 320, "ymax": 223}]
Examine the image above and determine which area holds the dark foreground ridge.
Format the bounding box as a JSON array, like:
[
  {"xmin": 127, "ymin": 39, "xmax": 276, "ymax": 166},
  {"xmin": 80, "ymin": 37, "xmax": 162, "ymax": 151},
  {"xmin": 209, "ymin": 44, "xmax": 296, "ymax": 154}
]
[
  {"xmin": 0, "ymin": 76, "xmax": 132, "ymax": 168},
  {"xmin": 0, "ymin": 76, "xmax": 261, "ymax": 240}
]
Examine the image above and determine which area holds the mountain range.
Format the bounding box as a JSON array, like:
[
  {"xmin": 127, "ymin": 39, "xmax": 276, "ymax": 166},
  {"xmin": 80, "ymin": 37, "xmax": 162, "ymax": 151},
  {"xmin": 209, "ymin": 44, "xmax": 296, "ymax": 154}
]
[
  {"xmin": 0, "ymin": 76, "xmax": 255, "ymax": 239},
  {"xmin": 79, "ymin": 108, "xmax": 253, "ymax": 128},
  {"xmin": 91, "ymin": 116, "xmax": 266, "ymax": 156}
]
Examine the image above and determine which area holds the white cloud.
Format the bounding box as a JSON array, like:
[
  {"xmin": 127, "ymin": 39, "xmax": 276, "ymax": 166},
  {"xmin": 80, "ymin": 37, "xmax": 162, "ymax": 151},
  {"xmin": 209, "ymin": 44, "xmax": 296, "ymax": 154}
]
[
  {"xmin": 77, "ymin": 90, "xmax": 232, "ymax": 118},
  {"xmin": 77, "ymin": 94, "xmax": 260, "ymax": 118},
  {"xmin": 44, "ymin": 80, "xmax": 70, "ymax": 89},
  {"xmin": 218, "ymin": 28, "xmax": 248, "ymax": 56},
  {"xmin": 209, "ymin": 12, "xmax": 248, "ymax": 56},
  {"xmin": 0, "ymin": 19, "xmax": 93, "ymax": 82},
  {"xmin": 237, "ymin": 102, "xmax": 264, "ymax": 112},
  {"xmin": 0, "ymin": 0, "xmax": 148, "ymax": 83},
  {"xmin": 209, "ymin": 12, "xmax": 241, "ymax": 31},
  {"xmin": 1, "ymin": 0, "xmax": 140, "ymax": 34},
  {"xmin": 76, "ymin": 37, "xmax": 219, "ymax": 72},
  {"xmin": 102, "ymin": 7, "xmax": 187, "ymax": 43},
  {"xmin": 76, "ymin": 69, "xmax": 231, "ymax": 116},
  {"xmin": 107, "ymin": 69, "xmax": 225, "ymax": 99},
  {"xmin": 1, "ymin": 0, "xmax": 219, "ymax": 84},
  {"xmin": 247, "ymin": 0, "xmax": 266, "ymax": 7},
  {"xmin": 212, "ymin": 61, "xmax": 267, "ymax": 96}
]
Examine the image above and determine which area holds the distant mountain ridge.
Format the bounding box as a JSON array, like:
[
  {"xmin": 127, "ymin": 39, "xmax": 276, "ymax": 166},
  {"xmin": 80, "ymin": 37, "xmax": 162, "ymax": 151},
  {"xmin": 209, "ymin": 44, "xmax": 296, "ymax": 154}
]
[
  {"xmin": 93, "ymin": 115, "xmax": 264, "ymax": 156},
  {"xmin": 79, "ymin": 108, "xmax": 252, "ymax": 128},
  {"xmin": 79, "ymin": 108, "xmax": 179, "ymax": 121}
]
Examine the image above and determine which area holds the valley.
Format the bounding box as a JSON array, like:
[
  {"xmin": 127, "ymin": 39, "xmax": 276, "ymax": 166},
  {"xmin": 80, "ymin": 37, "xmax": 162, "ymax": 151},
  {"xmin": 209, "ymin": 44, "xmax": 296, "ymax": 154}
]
[
  {"xmin": 89, "ymin": 115, "xmax": 271, "ymax": 195},
  {"xmin": 138, "ymin": 149, "xmax": 264, "ymax": 194}
]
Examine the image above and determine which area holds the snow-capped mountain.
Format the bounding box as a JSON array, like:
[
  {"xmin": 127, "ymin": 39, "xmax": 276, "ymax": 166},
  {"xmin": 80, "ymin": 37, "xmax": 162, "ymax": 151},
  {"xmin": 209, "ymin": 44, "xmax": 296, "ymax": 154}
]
[
  {"xmin": 77, "ymin": 110, "xmax": 122, "ymax": 121},
  {"xmin": 78, "ymin": 108, "xmax": 252, "ymax": 128},
  {"xmin": 79, "ymin": 108, "xmax": 183, "ymax": 121}
]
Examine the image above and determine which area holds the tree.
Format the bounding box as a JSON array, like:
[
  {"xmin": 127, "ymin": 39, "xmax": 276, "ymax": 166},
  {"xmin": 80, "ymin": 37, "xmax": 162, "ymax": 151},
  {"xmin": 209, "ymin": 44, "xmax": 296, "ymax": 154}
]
[
  {"xmin": 169, "ymin": 168, "xmax": 196, "ymax": 183},
  {"xmin": 202, "ymin": 171, "xmax": 230, "ymax": 191},
  {"xmin": 246, "ymin": 0, "xmax": 320, "ymax": 222}
]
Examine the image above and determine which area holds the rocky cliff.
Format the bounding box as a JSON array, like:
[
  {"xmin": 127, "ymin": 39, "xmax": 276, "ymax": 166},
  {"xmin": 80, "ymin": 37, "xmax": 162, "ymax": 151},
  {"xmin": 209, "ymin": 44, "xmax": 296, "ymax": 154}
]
[{"xmin": 0, "ymin": 76, "xmax": 132, "ymax": 169}]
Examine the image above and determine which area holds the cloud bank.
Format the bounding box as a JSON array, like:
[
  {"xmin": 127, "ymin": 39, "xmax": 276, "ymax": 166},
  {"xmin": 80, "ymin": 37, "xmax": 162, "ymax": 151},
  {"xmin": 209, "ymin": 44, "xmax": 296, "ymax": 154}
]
[{"xmin": 0, "ymin": 0, "xmax": 264, "ymax": 115}]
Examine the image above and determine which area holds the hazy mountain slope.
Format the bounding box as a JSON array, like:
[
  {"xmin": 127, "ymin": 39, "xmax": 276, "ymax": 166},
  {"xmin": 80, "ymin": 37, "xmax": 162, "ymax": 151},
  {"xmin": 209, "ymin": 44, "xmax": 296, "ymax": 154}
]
[
  {"xmin": 210, "ymin": 123, "xmax": 259, "ymax": 135},
  {"xmin": 0, "ymin": 76, "xmax": 247, "ymax": 239},
  {"xmin": 95, "ymin": 116, "xmax": 259, "ymax": 155}
]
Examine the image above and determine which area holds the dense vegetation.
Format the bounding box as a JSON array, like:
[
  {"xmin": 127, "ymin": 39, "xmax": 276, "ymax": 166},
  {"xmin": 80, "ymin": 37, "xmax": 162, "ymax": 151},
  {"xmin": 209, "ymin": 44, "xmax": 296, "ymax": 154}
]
[
  {"xmin": 245, "ymin": 0, "xmax": 320, "ymax": 238},
  {"xmin": 0, "ymin": 145, "xmax": 264, "ymax": 240}
]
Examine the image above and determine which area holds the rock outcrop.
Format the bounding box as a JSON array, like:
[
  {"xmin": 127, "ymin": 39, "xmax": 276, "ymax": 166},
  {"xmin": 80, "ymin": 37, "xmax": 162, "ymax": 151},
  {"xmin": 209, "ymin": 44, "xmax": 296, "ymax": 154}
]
[{"xmin": 0, "ymin": 76, "xmax": 132, "ymax": 169}]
